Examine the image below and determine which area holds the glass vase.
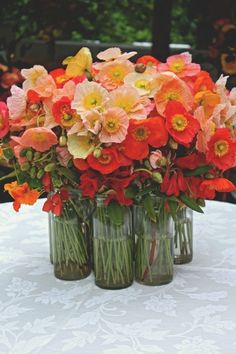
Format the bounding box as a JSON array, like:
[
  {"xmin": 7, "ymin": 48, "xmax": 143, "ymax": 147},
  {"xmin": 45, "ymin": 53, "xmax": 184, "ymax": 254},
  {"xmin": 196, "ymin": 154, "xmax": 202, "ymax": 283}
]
[
  {"xmin": 48, "ymin": 212, "xmax": 53, "ymax": 264},
  {"xmin": 134, "ymin": 198, "xmax": 174, "ymax": 286},
  {"xmin": 93, "ymin": 197, "xmax": 134, "ymax": 289},
  {"xmin": 174, "ymin": 207, "xmax": 193, "ymax": 264},
  {"xmin": 52, "ymin": 191, "xmax": 92, "ymax": 280}
]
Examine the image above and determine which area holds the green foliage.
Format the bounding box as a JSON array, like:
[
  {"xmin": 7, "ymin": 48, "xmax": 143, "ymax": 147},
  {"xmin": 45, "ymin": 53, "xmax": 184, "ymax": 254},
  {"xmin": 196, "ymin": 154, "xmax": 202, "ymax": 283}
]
[{"xmin": 0, "ymin": 1, "xmax": 198, "ymax": 46}]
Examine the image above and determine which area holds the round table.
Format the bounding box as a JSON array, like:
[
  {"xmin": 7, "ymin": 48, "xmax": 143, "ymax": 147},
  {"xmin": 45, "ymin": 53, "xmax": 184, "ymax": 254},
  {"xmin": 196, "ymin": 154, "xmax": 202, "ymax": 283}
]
[{"xmin": 0, "ymin": 200, "xmax": 236, "ymax": 354}]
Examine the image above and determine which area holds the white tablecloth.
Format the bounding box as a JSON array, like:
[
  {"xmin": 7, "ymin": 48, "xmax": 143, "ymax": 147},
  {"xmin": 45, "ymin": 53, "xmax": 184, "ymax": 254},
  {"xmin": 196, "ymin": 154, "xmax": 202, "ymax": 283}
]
[{"xmin": 0, "ymin": 200, "xmax": 236, "ymax": 354}]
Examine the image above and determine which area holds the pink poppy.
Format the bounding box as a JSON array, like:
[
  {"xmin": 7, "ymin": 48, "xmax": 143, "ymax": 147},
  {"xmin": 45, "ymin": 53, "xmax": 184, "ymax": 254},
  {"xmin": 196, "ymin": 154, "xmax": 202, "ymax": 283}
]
[
  {"xmin": 158, "ymin": 52, "xmax": 200, "ymax": 78},
  {"xmin": 0, "ymin": 102, "xmax": 9, "ymax": 138},
  {"xmin": 99, "ymin": 107, "xmax": 129, "ymax": 143}
]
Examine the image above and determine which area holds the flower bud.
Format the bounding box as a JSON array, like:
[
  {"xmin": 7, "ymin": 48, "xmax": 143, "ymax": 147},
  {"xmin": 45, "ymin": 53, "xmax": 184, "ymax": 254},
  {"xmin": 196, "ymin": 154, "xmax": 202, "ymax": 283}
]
[
  {"xmin": 37, "ymin": 169, "xmax": 44, "ymax": 179},
  {"xmin": 20, "ymin": 148, "xmax": 28, "ymax": 157},
  {"xmin": 135, "ymin": 63, "xmax": 146, "ymax": 73},
  {"xmin": 169, "ymin": 138, "xmax": 178, "ymax": 150},
  {"xmin": 26, "ymin": 150, "xmax": 33, "ymax": 161},
  {"xmin": 152, "ymin": 172, "xmax": 163, "ymax": 183},
  {"xmin": 59, "ymin": 136, "xmax": 67, "ymax": 146},
  {"xmin": 93, "ymin": 148, "xmax": 102, "ymax": 158},
  {"xmin": 33, "ymin": 151, "xmax": 41, "ymax": 160},
  {"xmin": 205, "ymin": 173, "xmax": 214, "ymax": 179},
  {"xmin": 160, "ymin": 156, "xmax": 167, "ymax": 167},
  {"xmin": 44, "ymin": 162, "xmax": 56, "ymax": 172},
  {"xmin": 20, "ymin": 162, "xmax": 31, "ymax": 171},
  {"xmin": 30, "ymin": 166, "xmax": 36, "ymax": 179},
  {"xmin": 3, "ymin": 148, "xmax": 14, "ymax": 160}
]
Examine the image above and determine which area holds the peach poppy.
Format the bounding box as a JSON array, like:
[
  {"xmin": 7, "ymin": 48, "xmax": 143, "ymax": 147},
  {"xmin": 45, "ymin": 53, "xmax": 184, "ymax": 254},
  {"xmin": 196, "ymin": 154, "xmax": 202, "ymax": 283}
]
[
  {"xmin": 22, "ymin": 65, "xmax": 56, "ymax": 97},
  {"xmin": 82, "ymin": 110, "xmax": 102, "ymax": 134},
  {"xmin": 4, "ymin": 181, "xmax": 40, "ymax": 212},
  {"xmin": 194, "ymin": 90, "xmax": 221, "ymax": 119},
  {"xmin": 124, "ymin": 72, "xmax": 154, "ymax": 96},
  {"xmin": 99, "ymin": 107, "xmax": 129, "ymax": 143},
  {"xmin": 11, "ymin": 127, "xmax": 58, "ymax": 152},
  {"xmin": 71, "ymin": 81, "xmax": 109, "ymax": 115},
  {"xmin": 154, "ymin": 76, "xmax": 193, "ymax": 115},
  {"xmin": 97, "ymin": 59, "xmax": 134, "ymax": 91},
  {"xmin": 97, "ymin": 47, "xmax": 137, "ymax": 62},
  {"xmin": 7, "ymin": 85, "xmax": 27, "ymax": 121},
  {"xmin": 107, "ymin": 85, "xmax": 148, "ymax": 120},
  {"xmin": 157, "ymin": 52, "xmax": 200, "ymax": 78}
]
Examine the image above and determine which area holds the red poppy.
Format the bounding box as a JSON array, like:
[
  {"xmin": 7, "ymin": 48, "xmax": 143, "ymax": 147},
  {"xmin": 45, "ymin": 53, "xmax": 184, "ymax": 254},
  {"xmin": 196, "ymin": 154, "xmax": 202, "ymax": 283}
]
[
  {"xmin": 0, "ymin": 101, "xmax": 9, "ymax": 138},
  {"xmin": 175, "ymin": 152, "xmax": 206, "ymax": 169},
  {"xmin": 104, "ymin": 189, "xmax": 133, "ymax": 206},
  {"xmin": 104, "ymin": 172, "xmax": 138, "ymax": 190},
  {"xmin": 42, "ymin": 172, "xmax": 53, "ymax": 192},
  {"xmin": 49, "ymin": 68, "xmax": 86, "ymax": 88},
  {"xmin": 206, "ymin": 128, "xmax": 236, "ymax": 171},
  {"xmin": 122, "ymin": 117, "xmax": 168, "ymax": 160},
  {"xmin": 161, "ymin": 170, "xmax": 187, "ymax": 196},
  {"xmin": 52, "ymin": 96, "xmax": 80, "ymax": 127},
  {"xmin": 200, "ymin": 178, "xmax": 236, "ymax": 199},
  {"xmin": 136, "ymin": 55, "xmax": 160, "ymax": 67},
  {"xmin": 79, "ymin": 170, "xmax": 101, "ymax": 198},
  {"xmin": 73, "ymin": 158, "xmax": 89, "ymax": 171},
  {"xmin": 165, "ymin": 100, "xmax": 200, "ymax": 146},
  {"xmin": 42, "ymin": 188, "xmax": 69, "ymax": 216},
  {"xmin": 27, "ymin": 90, "xmax": 41, "ymax": 104},
  {"xmin": 87, "ymin": 147, "xmax": 129, "ymax": 174}
]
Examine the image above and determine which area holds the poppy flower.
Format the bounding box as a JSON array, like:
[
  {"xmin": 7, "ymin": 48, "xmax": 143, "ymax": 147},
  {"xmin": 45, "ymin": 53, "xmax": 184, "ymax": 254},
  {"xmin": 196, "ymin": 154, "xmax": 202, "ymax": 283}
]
[
  {"xmin": 42, "ymin": 188, "xmax": 69, "ymax": 216},
  {"xmin": 104, "ymin": 189, "xmax": 133, "ymax": 206},
  {"xmin": 4, "ymin": 181, "xmax": 40, "ymax": 212},
  {"xmin": 79, "ymin": 170, "xmax": 101, "ymax": 198},
  {"xmin": 73, "ymin": 158, "xmax": 89, "ymax": 171},
  {"xmin": 11, "ymin": 127, "xmax": 58, "ymax": 152},
  {"xmin": 161, "ymin": 170, "xmax": 187, "ymax": 196},
  {"xmin": 165, "ymin": 100, "xmax": 200, "ymax": 146},
  {"xmin": 49, "ymin": 68, "xmax": 86, "ymax": 88},
  {"xmin": 52, "ymin": 96, "xmax": 81, "ymax": 127},
  {"xmin": 136, "ymin": 55, "xmax": 160, "ymax": 68},
  {"xmin": 193, "ymin": 71, "xmax": 215, "ymax": 93},
  {"xmin": 206, "ymin": 128, "xmax": 236, "ymax": 171},
  {"xmin": 122, "ymin": 117, "xmax": 168, "ymax": 160},
  {"xmin": 0, "ymin": 101, "xmax": 9, "ymax": 138},
  {"xmin": 87, "ymin": 147, "xmax": 128, "ymax": 174},
  {"xmin": 157, "ymin": 52, "xmax": 200, "ymax": 78},
  {"xmin": 199, "ymin": 178, "xmax": 236, "ymax": 199},
  {"xmin": 175, "ymin": 152, "xmax": 206, "ymax": 169}
]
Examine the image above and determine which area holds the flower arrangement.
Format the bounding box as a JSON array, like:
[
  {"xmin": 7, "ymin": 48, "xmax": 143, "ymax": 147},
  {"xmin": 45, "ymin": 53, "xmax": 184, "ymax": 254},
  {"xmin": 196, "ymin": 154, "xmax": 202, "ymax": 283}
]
[{"xmin": 0, "ymin": 47, "xmax": 236, "ymax": 286}]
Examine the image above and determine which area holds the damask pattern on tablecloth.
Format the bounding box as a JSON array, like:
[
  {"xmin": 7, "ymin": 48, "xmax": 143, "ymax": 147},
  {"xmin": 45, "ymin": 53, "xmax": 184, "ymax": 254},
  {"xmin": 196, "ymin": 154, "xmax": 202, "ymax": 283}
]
[{"xmin": 0, "ymin": 200, "xmax": 236, "ymax": 354}]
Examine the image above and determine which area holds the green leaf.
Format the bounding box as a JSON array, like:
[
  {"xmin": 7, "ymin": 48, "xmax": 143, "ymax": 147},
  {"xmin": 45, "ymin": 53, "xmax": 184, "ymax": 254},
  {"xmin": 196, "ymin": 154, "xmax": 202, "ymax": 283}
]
[
  {"xmin": 58, "ymin": 167, "xmax": 78, "ymax": 183},
  {"xmin": 125, "ymin": 185, "xmax": 138, "ymax": 198},
  {"xmin": 143, "ymin": 195, "xmax": 156, "ymax": 222},
  {"xmin": 107, "ymin": 201, "xmax": 124, "ymax": 226},
  {"xmin": 168, "ymin": 200, "xmax": 179, "ymax": 221},
  {"xmin": 179, "ymin": 193, "xmax": 204, "ymax": 213},
  {"xmin": 184, "ymin": 165, "xmax": 211, "ymax": 177}
]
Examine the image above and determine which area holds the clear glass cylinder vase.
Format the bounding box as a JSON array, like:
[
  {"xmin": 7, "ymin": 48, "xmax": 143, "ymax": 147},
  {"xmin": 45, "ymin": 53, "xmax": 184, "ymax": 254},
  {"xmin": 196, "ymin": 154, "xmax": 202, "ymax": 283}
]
[
  {"xmin": 52, "ymin": 191, "xmax": 92, "ymax": 280},
  {"xmin": 174, "ymin": 207, "xmax": 193, "ymax": 264},
  {"xmin": 134, "ymin": 198, "xmax": 174, "ymax": 286},
  {"xmin": 48, "ymin": 212, "xmax": 53, "ymax": 264},
  {"xmin": 93, "ymin": 197, "xmax": 134, "ymax": 289}
]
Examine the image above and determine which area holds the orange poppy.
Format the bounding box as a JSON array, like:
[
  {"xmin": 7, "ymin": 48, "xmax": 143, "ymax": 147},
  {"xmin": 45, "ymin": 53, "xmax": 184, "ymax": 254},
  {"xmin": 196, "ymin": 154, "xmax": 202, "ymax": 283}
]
[{"xmin": 4, "ymin": 181, "xmax": 40, "ymax": 212}]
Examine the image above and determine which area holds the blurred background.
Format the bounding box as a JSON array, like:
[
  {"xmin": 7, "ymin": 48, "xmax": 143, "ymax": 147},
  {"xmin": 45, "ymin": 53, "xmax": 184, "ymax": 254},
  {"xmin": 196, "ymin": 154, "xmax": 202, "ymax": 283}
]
[{"xmin": 0, "ymin": 0, "xmax": 236, "ymax": 202}]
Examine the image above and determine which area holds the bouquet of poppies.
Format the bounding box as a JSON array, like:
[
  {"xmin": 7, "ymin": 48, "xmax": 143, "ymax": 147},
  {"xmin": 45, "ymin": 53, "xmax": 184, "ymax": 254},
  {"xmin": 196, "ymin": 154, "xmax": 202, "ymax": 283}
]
[{"xmin": 0, "ymin": 46, "xmax": 235, "ymax": 215}]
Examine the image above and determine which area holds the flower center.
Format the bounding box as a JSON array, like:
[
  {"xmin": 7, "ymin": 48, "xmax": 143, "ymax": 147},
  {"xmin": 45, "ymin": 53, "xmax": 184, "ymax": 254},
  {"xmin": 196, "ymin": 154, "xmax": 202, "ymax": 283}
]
[
  {"xmin": 84, "ymin": 92, "xmax": 101, "ymax": 110},
  {"xmin": 135, "ymin": 79, "xmax": 150, "ymax": 90},
  {"xmin": 104, "ymin": 118, "xmax": 120, "ymax": 133},
  {"xmin": 214, "ymin": 140, "xmax": 229, "ymax": 157},
  {"xmin": 171, "ymin": 114, "xmax": 188, "ymax": 131},
  {"xmin": 98, "ymin": 153, "xmax": 112, "ymax": 164},
  {"xmin": 133, "ymin": 126, "xmax": 150, "ymax": 141},
  {"xmin": 170, "ymin": 60, "xmax": 184, "ymax": 73},
  {"xmin": 167, "ymin": 92, "xmax": 178, "ymax": 100}
]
